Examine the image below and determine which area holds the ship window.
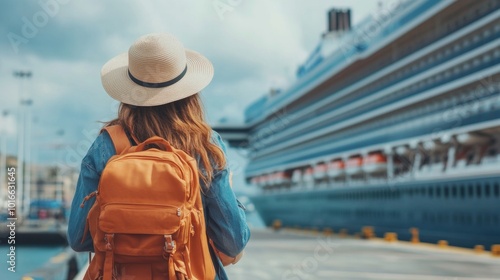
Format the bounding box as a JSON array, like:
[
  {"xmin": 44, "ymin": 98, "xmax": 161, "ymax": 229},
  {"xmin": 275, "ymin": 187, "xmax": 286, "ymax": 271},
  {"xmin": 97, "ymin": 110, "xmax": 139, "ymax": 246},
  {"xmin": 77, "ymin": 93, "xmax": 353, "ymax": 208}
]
[
  {"xmin": 444, "ymin": 48, "xmax": 452, "ymax": 57},
  {"xmin": 468, "ymin": 184, "xmax": 474, "ymax": 197},
  {"xmin": 444, "ymin": 186, "xmax": 449, "ymax": 198},
  {"xmin": 467, "ymin": 152, "xmax": 474, "ymax": 164},
  {"xmin": 473, "ymin": 34, "xmax": 480, "ymax": 43},
  {"xmin": 436, "ymin": 186, "xmax": 441, "ymax": 198},
  {"xmin": 494, "ymin": 49, "xmax": 500, "ymax": 59},
  {"xmin": 428, "ymin": 186, "xmax": 434, "ymax": 197},
  {"xmin": 462, "ymin": 38, "xmax": 470, "ymax": 48},
  {"xmin": 452, "ymin": 186, "xmax": 458, "ymax": 198},
  {"xmin": 463, "ymin": 62, "xmax": 471, "ymax": 72},
  {"xmin": 485, "ymin": 183, "xmax": 491, "ymax": 196},
  {"xmin": 476, "ymin": 183, "xmax": 482, "ymax": 198},
  {"xmin": 483, "ymin": 53, "xmax": 492, "ymax": 63},
  {"xmin": 460, "ymin": 185, "xmax": 465, "ymax": 199},
  {"xmin": 483, "ymin": 29, "xmax": 491, "ymax": 38},
  {"xmin": 495, "ymin": 23, "xmax": 500, "ymax": 33},
  {"xmin": 494, "ymin": 183, "xmax": 499, "ymax": 197},
  {"xmin": 472, "ymin": 58, "xmax": 481, "ymax": 67}
]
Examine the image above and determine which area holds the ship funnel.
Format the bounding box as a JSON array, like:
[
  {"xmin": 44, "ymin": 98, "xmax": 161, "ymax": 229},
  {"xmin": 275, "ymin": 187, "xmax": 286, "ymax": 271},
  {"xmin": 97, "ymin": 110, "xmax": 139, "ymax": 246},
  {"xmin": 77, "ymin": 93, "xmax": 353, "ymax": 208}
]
[{"xmin": 327, "ymin": 8, "xmax": 351, "ymax": 33}]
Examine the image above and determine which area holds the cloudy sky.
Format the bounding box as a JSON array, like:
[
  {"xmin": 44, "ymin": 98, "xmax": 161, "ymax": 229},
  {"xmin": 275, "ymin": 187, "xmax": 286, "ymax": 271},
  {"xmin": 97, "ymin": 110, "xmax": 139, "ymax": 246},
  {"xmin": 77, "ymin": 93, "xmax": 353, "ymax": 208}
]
[{"xmin": 0, "ymin": 0, "xmax": 397, "ymax": 193}]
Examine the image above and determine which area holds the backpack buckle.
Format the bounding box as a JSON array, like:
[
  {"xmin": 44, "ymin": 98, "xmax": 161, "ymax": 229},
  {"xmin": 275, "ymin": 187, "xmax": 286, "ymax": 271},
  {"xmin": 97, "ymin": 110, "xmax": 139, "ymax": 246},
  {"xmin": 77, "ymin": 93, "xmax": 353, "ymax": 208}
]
[
  {"xmin": 104, "ymin": 233, "xmax": 114, "ymax": 251},
  {"xmin": 164, "ymin": 234, "xmax": 176, "ymax": 254}
]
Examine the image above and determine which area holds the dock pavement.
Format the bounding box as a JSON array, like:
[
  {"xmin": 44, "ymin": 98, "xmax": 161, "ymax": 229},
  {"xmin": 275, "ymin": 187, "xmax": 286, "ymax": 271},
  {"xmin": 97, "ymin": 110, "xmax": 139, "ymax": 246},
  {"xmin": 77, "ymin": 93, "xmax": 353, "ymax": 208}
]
[
  {"xmin": 224, "ymin": 229, "xmax": 500, "ymax": 280},
  {"xmin": 73, "ymin": 229, "xmax": 500, "ymax": 280}
]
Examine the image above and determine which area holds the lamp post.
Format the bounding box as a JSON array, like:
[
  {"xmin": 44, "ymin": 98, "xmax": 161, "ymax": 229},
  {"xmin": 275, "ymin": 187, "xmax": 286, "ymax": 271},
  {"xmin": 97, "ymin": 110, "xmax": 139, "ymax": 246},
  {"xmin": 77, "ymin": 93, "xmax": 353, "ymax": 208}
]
[
  {"xmin": 55, "ymin": 129, "xmax": 65, "ymax": 203},
  {"xmin": 22, "ymin": 98, "xmax": 33, "ymax": 218},
  {"xmin": 0, "ymin": 110, "xmax": 10, "ymax": 207},
  {"xmin": 14, "ymin": 70, "xmax": 32, "ymax": 220}
]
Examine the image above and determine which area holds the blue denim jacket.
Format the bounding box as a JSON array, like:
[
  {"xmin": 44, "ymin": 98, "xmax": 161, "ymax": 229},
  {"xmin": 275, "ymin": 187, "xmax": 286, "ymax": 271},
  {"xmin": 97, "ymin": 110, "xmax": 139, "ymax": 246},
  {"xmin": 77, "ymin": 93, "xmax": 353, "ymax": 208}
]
[{"xmin": 67, "ymin": 130, "xmax": 250, "ymax": 280}]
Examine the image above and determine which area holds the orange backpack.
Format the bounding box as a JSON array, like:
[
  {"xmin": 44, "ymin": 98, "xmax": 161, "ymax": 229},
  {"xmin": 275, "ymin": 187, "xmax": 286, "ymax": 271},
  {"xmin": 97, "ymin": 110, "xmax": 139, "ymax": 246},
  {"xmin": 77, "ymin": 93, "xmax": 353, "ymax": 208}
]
[{"xmin": 81, "ymin": 125, "xmax": 215, "ymax": 280}]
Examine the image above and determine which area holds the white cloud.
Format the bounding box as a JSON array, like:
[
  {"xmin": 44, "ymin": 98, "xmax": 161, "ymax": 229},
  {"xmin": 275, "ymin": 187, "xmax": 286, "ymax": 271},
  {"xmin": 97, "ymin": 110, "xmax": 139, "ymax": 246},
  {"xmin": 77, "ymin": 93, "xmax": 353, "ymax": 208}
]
[{"xmin": 0, "ymin": 0, "xmax": 402, "ymax": 179}]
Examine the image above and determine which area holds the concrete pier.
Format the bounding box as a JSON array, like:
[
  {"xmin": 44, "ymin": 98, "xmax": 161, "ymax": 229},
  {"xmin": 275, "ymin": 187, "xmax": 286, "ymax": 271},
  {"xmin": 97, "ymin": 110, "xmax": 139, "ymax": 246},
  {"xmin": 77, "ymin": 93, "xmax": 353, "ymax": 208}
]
[
  {"xmin": 225, "ymin": 229, "xmax": 500, "ymax": 280},
  {"xmin": 73, "ymin": 229, "xmax": 500, "ymax": 280}
]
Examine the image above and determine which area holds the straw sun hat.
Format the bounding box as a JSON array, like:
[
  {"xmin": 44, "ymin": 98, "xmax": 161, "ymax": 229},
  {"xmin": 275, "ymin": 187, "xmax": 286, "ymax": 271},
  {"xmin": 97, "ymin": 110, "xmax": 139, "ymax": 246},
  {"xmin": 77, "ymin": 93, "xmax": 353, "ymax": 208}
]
[{"xmin": 101, "ymin": 33, "xmax": 214, "ymax": 106}]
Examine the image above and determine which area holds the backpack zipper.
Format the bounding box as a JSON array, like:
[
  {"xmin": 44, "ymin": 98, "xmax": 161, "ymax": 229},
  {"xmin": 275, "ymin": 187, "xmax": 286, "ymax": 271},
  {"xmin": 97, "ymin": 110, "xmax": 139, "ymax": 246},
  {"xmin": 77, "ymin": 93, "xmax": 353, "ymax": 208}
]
[{"xmin": 80, "ymin": 190, "xmax": 98, "ymax": 208}]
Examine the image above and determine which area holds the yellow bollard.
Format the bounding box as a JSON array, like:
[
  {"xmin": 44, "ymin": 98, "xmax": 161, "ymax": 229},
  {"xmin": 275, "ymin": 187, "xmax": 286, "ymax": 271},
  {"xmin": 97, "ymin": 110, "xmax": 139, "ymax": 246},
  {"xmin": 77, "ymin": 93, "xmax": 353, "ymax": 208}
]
[
  {"xmin": 384, "ymin": 232, "xmax": 398, "ymax": 242},
  {"xmin": 491, "ymin": 245, "xmax": 500, "ymax": 257},
  {"xmin": 362, "ymin": 226, "xmax": 375, "ymax": 239},
  {"xmin": 323, "ymin": 228, "xmax": 334, "ymax": 236},
  {"xmin": 339, "ymin": 228, "xmax": 348, "ymax": 237},
  {"xmin": 438, "ymin": 240, "xmax": 448, "ymax": 247},
  {"xmin": 409, "ymin": 227, "xmax": 420, "ymax": 243},
  {"xmin": 272, "ymin": 220, "xmax": 282, "ymax": 231},
  {"xmin": 474, "ymin": 245, "xmax": 484, "ymax": 253}
]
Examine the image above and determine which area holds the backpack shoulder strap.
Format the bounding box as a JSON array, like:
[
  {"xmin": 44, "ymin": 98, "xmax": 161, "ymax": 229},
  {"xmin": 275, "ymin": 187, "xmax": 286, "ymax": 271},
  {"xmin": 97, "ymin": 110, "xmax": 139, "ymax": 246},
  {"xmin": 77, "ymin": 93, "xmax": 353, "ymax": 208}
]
[{"xmin": 101, "ymin": 125, "xmax": 132, "ymax": 154}]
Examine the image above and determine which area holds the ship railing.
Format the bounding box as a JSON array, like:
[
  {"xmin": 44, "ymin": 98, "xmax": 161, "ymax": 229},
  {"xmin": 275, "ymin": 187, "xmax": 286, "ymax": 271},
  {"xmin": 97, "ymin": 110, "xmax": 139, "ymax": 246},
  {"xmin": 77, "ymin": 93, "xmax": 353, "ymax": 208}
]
[
  {"xmin": 482, "ymin": 154, "xmax": 500, "ymax": 165},
  {"xmin": 252, "ymin": 129, "xmax": 500, "ymax": 192},
  {"xmin": 250, "ymin": 27, "xmax": 500, "ymax": 155},
  {"xmin": 244, "ymin": 0, "xmax": 447, "ymax": 124},
  {"xmin": 246, "ymin": 7, "xmax": 500, "ymax": 133}
]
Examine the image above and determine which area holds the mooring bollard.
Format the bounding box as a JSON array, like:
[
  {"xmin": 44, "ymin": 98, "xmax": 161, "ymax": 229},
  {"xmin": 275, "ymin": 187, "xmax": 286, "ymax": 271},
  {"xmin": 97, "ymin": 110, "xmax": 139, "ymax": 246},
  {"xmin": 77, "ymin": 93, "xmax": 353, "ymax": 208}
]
[
  {"xmin": 384, "ymin": 232, "xmax": 398, "ymax": 242},
  {"xmin": 272, "ymin": 219, "xmax": 282, "ymax": 231},
  {"xmin": 362, "ymin": 226, "xmax": 375, "ymax": 239},
  {"xmin": 491, "ymin": 245, "xmax": 500, "ymax": 257},
  {"xmin": 323, "ymin": 228, "xmax": 334, "ymax": 236},
  {"xmin": 438, "ymin": 240, "xmax": 448, "ymax": 247},
  {"xmin": 409, "ymin": 227, "xmax": 419, "ymax": 243},
  {"xmin": 474, "ymin": 245, "xmax": 484, "ymax": 253}
]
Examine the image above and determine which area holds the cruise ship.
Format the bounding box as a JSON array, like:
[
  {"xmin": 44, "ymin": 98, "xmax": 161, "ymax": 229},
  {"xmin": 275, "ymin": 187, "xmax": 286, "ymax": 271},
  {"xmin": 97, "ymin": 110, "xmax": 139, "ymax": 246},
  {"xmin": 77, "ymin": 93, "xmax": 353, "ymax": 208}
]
[{"xmin": 216, "ymin": 0, "xmax": 500, "ymax": 249}]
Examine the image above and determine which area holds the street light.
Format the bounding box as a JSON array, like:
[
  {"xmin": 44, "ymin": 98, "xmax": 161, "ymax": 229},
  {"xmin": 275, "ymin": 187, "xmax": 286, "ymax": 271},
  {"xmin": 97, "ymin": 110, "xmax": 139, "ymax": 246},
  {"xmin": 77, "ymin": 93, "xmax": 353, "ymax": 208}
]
[
  {"xmin": 0, "ymin": 110, "xmax": 10, "ymax": 207},
  {"xmin": 13, "ymin": 70, "xmax": 32, "ymax": 220}
]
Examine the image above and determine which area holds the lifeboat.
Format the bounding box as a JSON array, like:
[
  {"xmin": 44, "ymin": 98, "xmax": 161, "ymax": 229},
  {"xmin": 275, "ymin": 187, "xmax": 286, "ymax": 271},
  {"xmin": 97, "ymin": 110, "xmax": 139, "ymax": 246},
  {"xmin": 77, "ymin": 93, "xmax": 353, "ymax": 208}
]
[
  {"xmin": 313, "ymin": 163, "xmax": 328, "ymax": 179},
  {"xmin": 455, "ymin": 148, "xmax": 470, "ymax": 168},
  {"xmin": 345, "ymin": 156, "xmax": 363, "ymax": 175},
  {"xmin": 327, "ymin": 159, "xmax": 345, "ymax": 178},
  {"xmin": 394, "ymin": 145, "xmax": 410, "ymax": 155},
  {"xmin": 303, "ymin": 167, "xmax": 314, "ymax": 189},
  {"xmin": 456, "ymin": 133, "xmax": 490, "ymax": 145},
  {"xmin": 264, "ymin": 173, "xmax": 274, "ymax": 186},
  {"xmin": 260, "ymin": 174, "xmax": 270, "ymax": 187},
  {"xmin": 267, "ymin": 173, "xmax": 276, "ymax": 186},
  {"xmin": 274, "ymin": 171, "xmax": 290, "ymax": 185},
  {"xmin": 422, "ymin": 139, "xmax": 448, "ymax": 151},
  {"xmin": 250, "ymin": 177, "xmax": 258, "ymax": 186},
  {"xmin": 481, "ymin": 143, "xmax": 500, "ymax": 165},
  {"xmin": 363, "ymin": 152, "xmax": 387, "ymax": 173},
  {"xmin": 254, "ymin": 176, "xmax": 262, "ymax": 188},
  {"xmin": 291, "ymin": 169, "xmax": 302, "ymax": 185}
]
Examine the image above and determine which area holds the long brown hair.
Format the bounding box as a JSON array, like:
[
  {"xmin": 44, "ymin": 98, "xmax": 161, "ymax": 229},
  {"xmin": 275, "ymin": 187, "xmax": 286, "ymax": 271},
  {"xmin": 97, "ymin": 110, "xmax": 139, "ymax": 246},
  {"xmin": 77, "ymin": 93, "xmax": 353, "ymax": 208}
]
[{"xmin": 105, "ymin": 94, "xmax": 226, "ymax": 187}]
